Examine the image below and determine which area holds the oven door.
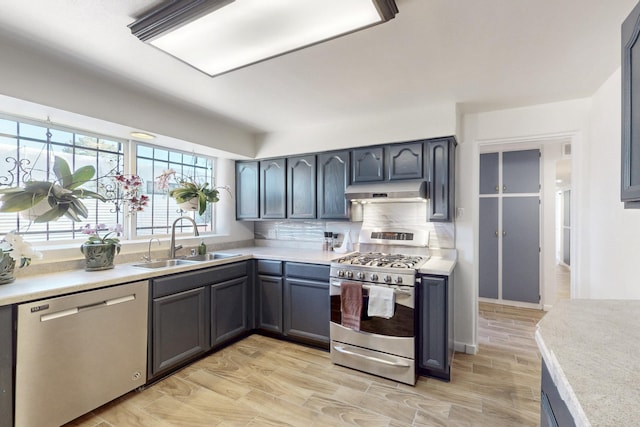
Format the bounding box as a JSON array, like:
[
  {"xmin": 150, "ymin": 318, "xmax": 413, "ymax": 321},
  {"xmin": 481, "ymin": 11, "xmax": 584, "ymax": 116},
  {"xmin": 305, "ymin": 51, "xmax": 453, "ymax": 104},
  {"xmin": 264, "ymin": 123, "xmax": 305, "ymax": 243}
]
[
  {"xmin": 329, "ymin": 278, "xmax": 416, "ymax": 385},
  {"xmin": 329, "ymin": 279, "xmax": 414, "ymax": 338}
]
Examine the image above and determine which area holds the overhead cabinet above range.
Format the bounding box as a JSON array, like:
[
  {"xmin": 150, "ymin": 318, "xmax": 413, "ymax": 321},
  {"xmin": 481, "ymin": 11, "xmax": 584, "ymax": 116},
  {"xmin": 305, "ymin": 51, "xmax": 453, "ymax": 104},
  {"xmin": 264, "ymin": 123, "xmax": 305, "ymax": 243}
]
[{"xmin": 235, "ymin": 136, "xmax": 456, "ymax": 222}]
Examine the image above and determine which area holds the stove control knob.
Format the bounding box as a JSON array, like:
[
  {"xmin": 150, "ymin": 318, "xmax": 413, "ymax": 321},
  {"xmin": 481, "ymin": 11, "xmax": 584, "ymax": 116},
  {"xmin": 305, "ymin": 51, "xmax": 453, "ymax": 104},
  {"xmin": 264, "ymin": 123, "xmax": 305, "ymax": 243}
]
[
  {"xmin": 383, "ymin": 275, "xmax": 392, "ymax": 283},
  {"xmin": 370, "ymin": 273, "xmax": 379, "ymax": 282},
  {"xmin": 338, "ymin": 270, "xmax": 345, "ymax": 278},
  {"xmin": 346, "ymin": 271, "xmax": 354, "ymax": 279},
  {"xmin": 357, "ymin": 271, "xmax": 365, "ymax": 280},
  {"xmin": 396, "ymin": 276, "xmax": 403, "ymax": 284}
]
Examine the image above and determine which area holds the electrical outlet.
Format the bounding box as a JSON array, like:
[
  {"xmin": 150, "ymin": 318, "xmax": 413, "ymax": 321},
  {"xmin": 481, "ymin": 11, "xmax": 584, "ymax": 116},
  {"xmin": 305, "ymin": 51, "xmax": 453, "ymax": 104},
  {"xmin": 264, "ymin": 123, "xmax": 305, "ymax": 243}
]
[{"xmin": 456, "ymin": 207, "xmax": 464, "ymax": 219}]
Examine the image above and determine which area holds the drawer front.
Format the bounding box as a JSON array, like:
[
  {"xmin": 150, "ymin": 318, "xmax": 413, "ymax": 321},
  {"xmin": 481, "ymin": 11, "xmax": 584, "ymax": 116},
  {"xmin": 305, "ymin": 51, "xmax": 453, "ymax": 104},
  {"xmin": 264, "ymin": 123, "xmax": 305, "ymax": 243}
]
[
  {"xmin": 208, "ymin": 261, "xmax": 248, "ymax": 283},
  {"xmin": 285, "ymin": 262, "xmax": 329, "ymax": 282},
  {"xmin": 257, "ymin": 260, "xmax": 283, "ymax": 276}
]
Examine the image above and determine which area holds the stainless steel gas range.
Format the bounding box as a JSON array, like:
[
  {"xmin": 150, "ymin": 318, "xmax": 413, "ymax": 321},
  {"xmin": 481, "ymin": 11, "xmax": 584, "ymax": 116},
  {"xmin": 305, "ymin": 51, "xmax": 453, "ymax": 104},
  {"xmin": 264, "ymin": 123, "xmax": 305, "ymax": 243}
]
[{"xmin": 329, "ymin": 229, "xmax": 429, "ymax": 385}]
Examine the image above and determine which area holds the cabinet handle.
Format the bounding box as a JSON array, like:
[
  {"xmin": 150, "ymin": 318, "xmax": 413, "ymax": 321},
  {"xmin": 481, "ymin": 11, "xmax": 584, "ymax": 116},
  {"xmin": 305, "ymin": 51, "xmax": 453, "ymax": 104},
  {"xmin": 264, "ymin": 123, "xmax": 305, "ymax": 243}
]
[
  {"xmin": 503, "ymin": 230, "xmax": 506, "ymax": 237},
  {"xmin": 495, "ymin": 230, "xmax": 498, "ymax": 237},
  {"xmin": 495, "ymin": 185, "xmax": 499, "ymax": 192},
  {"xmin": 503, "ymin": 185, "xmax": 507, "ymax": 191}
]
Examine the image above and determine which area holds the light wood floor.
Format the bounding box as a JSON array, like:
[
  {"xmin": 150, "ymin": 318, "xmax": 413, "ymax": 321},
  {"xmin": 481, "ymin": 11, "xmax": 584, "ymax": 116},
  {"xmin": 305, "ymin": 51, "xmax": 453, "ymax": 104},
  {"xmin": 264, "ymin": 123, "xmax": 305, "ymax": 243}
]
[{"xmin": 65, "ymin": 302, "xmax": 546, "ymax": 427}]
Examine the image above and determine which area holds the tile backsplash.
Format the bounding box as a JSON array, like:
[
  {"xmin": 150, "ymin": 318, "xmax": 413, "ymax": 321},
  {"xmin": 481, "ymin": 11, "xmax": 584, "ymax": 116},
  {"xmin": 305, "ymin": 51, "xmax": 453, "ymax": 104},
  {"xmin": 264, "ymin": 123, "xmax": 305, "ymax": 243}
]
[{"xmin": 254, "ymin": 202, "xmax": 454, "ymax": 249}]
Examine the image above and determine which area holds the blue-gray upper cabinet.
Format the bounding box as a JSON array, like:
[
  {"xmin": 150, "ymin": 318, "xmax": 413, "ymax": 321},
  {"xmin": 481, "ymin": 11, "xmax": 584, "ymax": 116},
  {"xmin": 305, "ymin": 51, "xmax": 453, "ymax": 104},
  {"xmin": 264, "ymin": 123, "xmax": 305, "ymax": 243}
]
[
  {"xmin": 260, "ymin": 158, "xmax": 286, "ymax": 219},
  {"xmin": 317, "ymin": 150, "xmax": 350, "ymax": 220},
  {"xmin": 622, "ymin": 3, "xmax": 640, "ymax": 208},
  {"xmin": 235, "ymin": 161, "xmax": 259, "ymax": 220},
  {"xmin": 426, "ymin": 137, "xmax": 456, "ymax": 222},
  {"xmin": 352, "ymin": 146, "xmax": 385, "ymax": 183},
  {"xmin": 387, "ymin": 141, "xmax": 424, "ymax": 180},
  {"xmin": 287, "ymin": 155, "xmax": 316, "ymax": 219}
]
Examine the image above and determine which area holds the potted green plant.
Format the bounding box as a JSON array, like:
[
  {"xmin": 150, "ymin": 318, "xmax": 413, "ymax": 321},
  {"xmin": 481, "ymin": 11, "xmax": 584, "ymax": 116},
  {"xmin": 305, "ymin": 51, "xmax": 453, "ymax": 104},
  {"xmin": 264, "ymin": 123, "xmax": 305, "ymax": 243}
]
[
  {"xmin": 157, "ymin": 169, "xmax": 225, "ymax": 215},
  {"xmin": 0, "ymin": 156, "xmax": 105, "ymax": 222},
  {"xmin": 79, "ymin": 224, "xmax": 122, "ymax": 271}
]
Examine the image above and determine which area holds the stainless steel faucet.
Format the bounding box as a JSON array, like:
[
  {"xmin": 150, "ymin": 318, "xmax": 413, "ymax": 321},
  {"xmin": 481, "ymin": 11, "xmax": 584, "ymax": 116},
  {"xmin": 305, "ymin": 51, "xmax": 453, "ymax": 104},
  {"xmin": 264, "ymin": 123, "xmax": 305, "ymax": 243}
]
[
  {"xmin": 142, "ymin": 237, "xmax": 160, "ymax": 262},
  {"xmin": 169, "ymin": 216, "xmax": 200, "ymax": 258}
]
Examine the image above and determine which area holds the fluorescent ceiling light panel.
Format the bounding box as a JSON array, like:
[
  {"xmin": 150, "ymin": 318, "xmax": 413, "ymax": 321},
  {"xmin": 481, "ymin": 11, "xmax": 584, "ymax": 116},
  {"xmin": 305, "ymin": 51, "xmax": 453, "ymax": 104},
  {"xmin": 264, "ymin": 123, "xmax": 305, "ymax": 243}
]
[{"xmin": 130, "ymin": 0, "xmax": 398, "ymax": 76}]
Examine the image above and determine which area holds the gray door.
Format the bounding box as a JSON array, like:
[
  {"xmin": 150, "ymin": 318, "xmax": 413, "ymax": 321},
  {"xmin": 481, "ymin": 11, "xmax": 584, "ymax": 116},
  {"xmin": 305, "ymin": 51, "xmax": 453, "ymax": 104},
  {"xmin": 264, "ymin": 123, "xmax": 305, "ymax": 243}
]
[
  {"xmin": 503, "ymin": 150, "xmax": 540, "ymax": 193},
  {"xmin": 502, "ymin": 197, "xmax": 540, "ymax": 303},
  {"xmin": 563, "ymin": 190, "xmax": 571, "ymax": 266},
  {"xmin": 479, "ymin": 153, "xmax": 499, "ymax": 194},
  {"xmin": 479, "ymin": 198, "xmax": 499, "ymax": 298}
]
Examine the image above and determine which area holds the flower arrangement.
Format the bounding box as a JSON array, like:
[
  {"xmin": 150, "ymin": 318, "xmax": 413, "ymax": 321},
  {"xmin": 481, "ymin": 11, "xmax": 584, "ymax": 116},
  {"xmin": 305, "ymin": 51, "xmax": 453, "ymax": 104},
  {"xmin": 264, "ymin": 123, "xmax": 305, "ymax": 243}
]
[
  {"xmin": 156, "ymin": 169, "xmax": 228, "ymax": 215},
  {"xmin": 80, "ymin": 223, "xmax": 122, "ymax": 252},
  {"xmin": 0, "ymin": 231, "xmax": 43, "ymax": 268},
  {"xmin": 114, "ymin": 174, "xmax": 149, "ymax": 213}
]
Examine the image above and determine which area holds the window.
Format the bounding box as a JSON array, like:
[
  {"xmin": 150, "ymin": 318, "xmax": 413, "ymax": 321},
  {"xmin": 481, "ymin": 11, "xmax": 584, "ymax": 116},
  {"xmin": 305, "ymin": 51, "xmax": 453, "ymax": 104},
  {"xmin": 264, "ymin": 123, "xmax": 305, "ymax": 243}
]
[
  {"xmin": 0, "ymin": 116, "xmax": 125, "ymax": 241},
  {"xmin": 135, "ymin": 144, "xmax": 215, "ymax": 236}
]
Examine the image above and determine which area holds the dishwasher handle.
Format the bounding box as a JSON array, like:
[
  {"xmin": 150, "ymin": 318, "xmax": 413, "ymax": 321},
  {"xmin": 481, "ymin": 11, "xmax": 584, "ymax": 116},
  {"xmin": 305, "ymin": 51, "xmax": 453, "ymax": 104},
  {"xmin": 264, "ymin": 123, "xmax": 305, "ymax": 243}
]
[{"xmin": 40, "ymin": 294, "xmax": 136, "ymax": 322}]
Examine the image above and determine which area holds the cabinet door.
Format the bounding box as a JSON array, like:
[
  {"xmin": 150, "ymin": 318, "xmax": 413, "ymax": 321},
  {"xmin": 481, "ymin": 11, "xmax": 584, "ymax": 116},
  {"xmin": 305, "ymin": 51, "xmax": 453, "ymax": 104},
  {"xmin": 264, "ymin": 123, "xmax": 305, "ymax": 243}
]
[
  {"xmin": 622, "ymin": 2, "xmax": 640, "ymax": 207},
  {"xmin": 426, "ymin": 138, "xmax": 454, "ymax": 221},
  {"xmin": 352, "ymin": 146, "xmax": 385, "ymax": 183},
  {"xmin": 502, "ymin": 197, "xmax": 540, "ymax": 303},
  {"xmin": 211, "ymin": 276, "xmax": 248, "ymax": 348},
  {"xmin": 418, "ymin": 276, "xmax": 449, "ymax": 378},
  {"xmin": 257, "ymin": 275, "xmax": 283, "ymax": 334},
  {"xmin": 0, "ymin": 305, "xmax": 12, "ymax": 427},
  {"xmin": 502, "ymin": 149, "xmax": 540, "ymax": 194},
  {"xmin": 236, "ymin": 161, "xmax": 259, "ymax": 220},
  {"xmin": 151, "ymin": 287, "xmax": 208, "ymax": 378},
  {"xmin": 479, "ymin": 198, "xmax": 499, "ymax": 299},
  {"xmin": 387, "ymin": 142, "xmax": 424, "ymax": 180},
  {"xmin": 479, "ymin": 153, "xmax": 499, "ymax": 194},
  {"xmin": 317, "ymin": 150, "xmax": 350, "ymax": 219},
  {"xmin": 260, "ymin": 158, "xmax": 286, "ymax": 219},
  {"xmin": 287, "ymin": 155, "xmax": 316, "ymax": 219},
  {"xmin": 283, "ymin": 278, "xmax": 330, "ymax": 346}
]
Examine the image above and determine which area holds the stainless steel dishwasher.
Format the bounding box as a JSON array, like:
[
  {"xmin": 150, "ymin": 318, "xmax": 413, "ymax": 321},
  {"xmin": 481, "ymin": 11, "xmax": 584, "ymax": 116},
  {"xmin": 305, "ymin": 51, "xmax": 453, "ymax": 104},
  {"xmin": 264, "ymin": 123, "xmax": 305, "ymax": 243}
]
[{"xmin": 15, "ymin": 280, "xmax": 148, "ymax": 427}]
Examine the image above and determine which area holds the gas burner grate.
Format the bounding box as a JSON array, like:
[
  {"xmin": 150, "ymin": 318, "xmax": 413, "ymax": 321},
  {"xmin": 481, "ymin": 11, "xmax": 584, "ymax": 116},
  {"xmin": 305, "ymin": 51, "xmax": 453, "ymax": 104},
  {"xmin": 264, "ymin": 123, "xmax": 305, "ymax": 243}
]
[{"xmin": 334, "ymin": 252, "xmax": 426, "ymax": 269}]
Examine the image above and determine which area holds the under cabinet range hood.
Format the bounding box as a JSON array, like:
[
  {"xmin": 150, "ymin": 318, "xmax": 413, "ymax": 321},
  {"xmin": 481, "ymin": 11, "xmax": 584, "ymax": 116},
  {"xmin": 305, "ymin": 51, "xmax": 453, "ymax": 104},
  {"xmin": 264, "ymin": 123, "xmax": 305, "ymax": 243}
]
[{"xmin": 345, "ymin": 181, "xmax": 428, "ymax": 202}]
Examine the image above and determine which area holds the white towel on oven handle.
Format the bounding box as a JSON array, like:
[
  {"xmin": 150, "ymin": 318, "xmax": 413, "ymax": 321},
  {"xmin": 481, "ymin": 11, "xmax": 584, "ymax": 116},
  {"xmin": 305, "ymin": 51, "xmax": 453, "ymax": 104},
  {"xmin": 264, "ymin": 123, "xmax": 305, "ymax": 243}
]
[{"xmin": 367, "ymin": 285, "xmax": 395, "ymax": 319}]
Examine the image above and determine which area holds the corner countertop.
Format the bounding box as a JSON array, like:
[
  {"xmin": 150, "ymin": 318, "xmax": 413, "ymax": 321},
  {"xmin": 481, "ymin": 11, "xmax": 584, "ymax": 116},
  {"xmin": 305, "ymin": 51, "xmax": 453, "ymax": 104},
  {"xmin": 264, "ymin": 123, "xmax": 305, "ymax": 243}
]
[
  {"xmin": 0, "ymin": 245, "xmax": 457, "ymax": 306},
  {"xmin": 535, "ymin": 299, "xmax": 640, "ymax": 427}
]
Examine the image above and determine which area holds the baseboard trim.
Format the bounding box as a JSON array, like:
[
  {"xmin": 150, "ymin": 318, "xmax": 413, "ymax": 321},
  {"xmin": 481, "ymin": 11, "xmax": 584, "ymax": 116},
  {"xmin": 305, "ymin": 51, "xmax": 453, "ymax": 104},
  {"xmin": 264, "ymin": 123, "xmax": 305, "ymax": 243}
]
[{"xmin": 455, "ymin": 341, "xmax": 477, "ymax": 355}]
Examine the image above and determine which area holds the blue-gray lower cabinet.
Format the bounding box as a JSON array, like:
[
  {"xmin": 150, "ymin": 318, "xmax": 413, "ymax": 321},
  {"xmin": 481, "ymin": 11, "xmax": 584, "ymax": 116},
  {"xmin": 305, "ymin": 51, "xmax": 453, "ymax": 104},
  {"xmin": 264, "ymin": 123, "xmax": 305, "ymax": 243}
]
[
  {"xmin": 256, "ymin": 260, "xmax": 284, "ymax": 334},
  {"xmin": 0, "ymin": 305, "xmax": 13, "ymax": 427},
  {"xmin": 283, "ymin": 262, "xmax": 330, "ymax": 348},
  {"xmin": 150, "ymin": 286, "xmax": 209, "ymax": 379},
  {"xmin": 541, "ymin": 360, "xmax": 576, "ymax": 427},
  {"xmin": 418, "ymin": 274, "xmax": 453, "ymax": 381},
  {"xmin": 211, "ymin": 276, "xmax": 248, "ymax": 348}
]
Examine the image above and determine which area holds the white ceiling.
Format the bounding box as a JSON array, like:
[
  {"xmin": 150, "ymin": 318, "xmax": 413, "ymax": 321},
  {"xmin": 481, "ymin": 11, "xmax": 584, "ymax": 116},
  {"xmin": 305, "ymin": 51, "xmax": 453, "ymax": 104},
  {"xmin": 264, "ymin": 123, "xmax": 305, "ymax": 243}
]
[{"xmin": 0, "ymin": 0, "xmax": 637, "ymax": 135}]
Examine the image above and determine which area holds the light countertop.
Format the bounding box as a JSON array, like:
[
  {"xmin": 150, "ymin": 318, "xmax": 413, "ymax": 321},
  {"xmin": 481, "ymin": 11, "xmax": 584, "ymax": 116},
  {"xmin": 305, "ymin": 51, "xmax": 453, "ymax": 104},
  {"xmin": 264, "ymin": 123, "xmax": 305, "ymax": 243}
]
[
  {"xmin": 0, "ymin": 245, "xmax": 457, "ymax": 306},
  {"xmin": 536, "ymin": 299, "xmax": 640, "ymax": 427}
]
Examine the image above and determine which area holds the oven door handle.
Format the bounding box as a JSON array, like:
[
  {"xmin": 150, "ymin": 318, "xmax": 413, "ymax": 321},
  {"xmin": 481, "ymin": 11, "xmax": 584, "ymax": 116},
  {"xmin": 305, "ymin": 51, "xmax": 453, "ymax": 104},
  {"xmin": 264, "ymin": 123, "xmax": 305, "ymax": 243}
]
[
  {"xmin": 330, "ymin": 282, "xmax": 412, "ymax": 296},
  {"xmin": 332, "ymin": 345, "xmax": 411, "ymax": 367}
]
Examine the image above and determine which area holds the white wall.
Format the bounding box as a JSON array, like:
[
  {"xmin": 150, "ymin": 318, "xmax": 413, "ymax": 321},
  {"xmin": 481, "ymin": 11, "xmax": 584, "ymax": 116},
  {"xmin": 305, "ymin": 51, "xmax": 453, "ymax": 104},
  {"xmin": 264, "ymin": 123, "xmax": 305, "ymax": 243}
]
[
  {"xmin": 458, "ymin": 99, "xmax": 591, "ymax": 351},
  {"xmin": 255, "ymin": 103, "xmax": 457, "ymax": 158},
  {"xmin": 581, "ymin": 68, "xmax": 640, "ymax": 298},
  {"xmin": 0, "ymin": 29, "xmax": 256, "ymax": 159}
]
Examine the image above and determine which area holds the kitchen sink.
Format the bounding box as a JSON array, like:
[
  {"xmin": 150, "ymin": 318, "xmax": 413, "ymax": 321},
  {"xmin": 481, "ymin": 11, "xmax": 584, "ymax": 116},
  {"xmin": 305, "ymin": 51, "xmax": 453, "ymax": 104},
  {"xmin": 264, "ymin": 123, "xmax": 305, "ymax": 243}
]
[
  {"xmin": 132, "ymin": 253, "xmax": 241, "ymax": 269},
  {"xmin": 131, "ymin": 259, "xmax": 201, "ymax": 269},
  {"xmin": 184, "ymin": 252, "xmax": 241, "ymax": 261}
]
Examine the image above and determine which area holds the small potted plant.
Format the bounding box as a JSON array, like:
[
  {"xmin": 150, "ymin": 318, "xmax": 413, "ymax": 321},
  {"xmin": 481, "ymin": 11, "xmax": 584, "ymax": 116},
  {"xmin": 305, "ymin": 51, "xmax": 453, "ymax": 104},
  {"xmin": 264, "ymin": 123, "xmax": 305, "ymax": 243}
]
[
  {"xmin": 156, "ymin": 169, "xmax": 225, "ymax": 215},
  {"xmin": 80, "ymin": 224, "xmax": 122, "ymax": 271},
  {"xmin": 0, "ymin": 156, "xmax": 105, "ymax": 222},
  {"xmin": 0, "ymin": 231, "xmax": 42, "ymax": 284}
]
